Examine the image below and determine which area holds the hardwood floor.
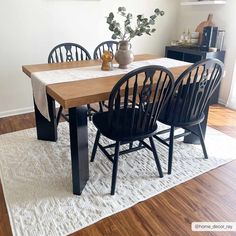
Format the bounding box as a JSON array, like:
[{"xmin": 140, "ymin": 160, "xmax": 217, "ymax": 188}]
[{"xmin": 0, "ymin": 105, "xmax": 236, "ymax": 236}]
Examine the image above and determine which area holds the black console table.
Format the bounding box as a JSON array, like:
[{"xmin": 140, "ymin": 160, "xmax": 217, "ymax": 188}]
[{"xmin": 165, "ymin": 46, "xmax": 225, "ymax": 104}]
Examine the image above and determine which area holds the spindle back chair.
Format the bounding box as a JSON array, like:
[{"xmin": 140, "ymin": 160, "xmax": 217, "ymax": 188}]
[
  {"xmin": 48, "ymin": 43, "xmax": 91, "ymax": 63},
  {"xmin": 91, "ymin": 65, "xmax": 174, "ymax": 194},
  {"xmin": 48, "ymin": 43, "xmax": 92, "ymax": 124},
  {"xmin": 155, "ymin": 58, "xmax": 224, "ymax": 174},
  {"xmin": 93, "ymin": 40, "xmax": 119, "ymax": 60}
]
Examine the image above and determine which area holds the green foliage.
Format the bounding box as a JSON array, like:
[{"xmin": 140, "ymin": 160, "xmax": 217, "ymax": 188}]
[{"xmin": 106, "ymin": 7, "xmax": 165, "ymax": 41}]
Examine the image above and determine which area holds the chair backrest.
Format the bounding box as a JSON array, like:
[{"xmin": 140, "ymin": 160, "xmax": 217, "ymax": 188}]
[
  {"xmin": 107, "ymin": 65, "xmax": 174, "ymax": 137},
  {"xmin": 48, "ymin": 42, "xmax": 91, "ymax": 63},
  {"xmin": 93, "ymin": 40, "xmax": 119, "ymax": 60},
  {"xmin": 163, "ymin": 58, "xmax": 224, "ymax": 124}
]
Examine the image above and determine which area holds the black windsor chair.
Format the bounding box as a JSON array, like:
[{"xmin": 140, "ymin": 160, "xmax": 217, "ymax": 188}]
[
  {"xmin": 93, "ymin": 40, "xmax": 119, "ymax": 112},
  {"xmin": 48, "ymin": 42, "xmax": 94, "ymax": 124},
  {"xmin": 154, "ymin": 59, "xmax": 224, "ymax": 175},
  {"xmin": 90, "ymin": 65, "xmax": 174, "ymax": 195},
  {"xmin": 93, "ymin": 40, "xmax": 119, "ymax": 60},
  {"xmin": 48, "ymin": 42, "xmax": 91, "ymax": 63}
]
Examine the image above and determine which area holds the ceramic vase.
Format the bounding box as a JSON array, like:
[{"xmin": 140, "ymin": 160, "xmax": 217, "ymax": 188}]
[{"xmin": 115, "ymin": 40, "xmax": 134, "ymax": 69}]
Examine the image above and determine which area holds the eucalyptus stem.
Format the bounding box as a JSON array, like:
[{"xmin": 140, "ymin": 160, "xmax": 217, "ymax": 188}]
[{"xmin": 106, "ymin": 7, "xmax": 164, "ymax": 41}]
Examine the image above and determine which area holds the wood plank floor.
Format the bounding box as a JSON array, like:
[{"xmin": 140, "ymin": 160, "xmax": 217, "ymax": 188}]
[{"xmin": 0, "ymin": 105, "xmax": 236, "ymax": 236}]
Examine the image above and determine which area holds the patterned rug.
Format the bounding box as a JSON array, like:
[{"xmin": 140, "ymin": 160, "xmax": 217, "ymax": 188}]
[{"xmin": 0, "ymin": 122, "xmax": 235, "ymax": 236}]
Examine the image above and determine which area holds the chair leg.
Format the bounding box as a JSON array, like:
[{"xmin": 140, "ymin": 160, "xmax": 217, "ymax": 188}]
[
  {"xmin": 168, "ymin": 126, "xmax": 175, "ymax": 175},
  {"xmin": 111, "ymin": 141, "xmax": 120, "ymax": 195},
  {"xmin": 87, "ymin": 104, "xmax": 92, "ymax": 121},
  {"xmin": 138, "ymin": 139, "xmax": 143, "ymax": 148},
  {"xmin": 90, "ymin": 131, "xmax": 101, "ymax": 162},
  {"xmin": 56, "ymin": 105, "xmax": 63, "ymax": 125},
  {"xmin": 149, "ymin": 137, "xmax": 163, "ymax": 178},
  {"xmin": 197, "ymin": 124, "xmax": 208, "ymax": 159},
  {"xmin": 99, "ymin": 101, "xmax": 104, "ymax": 112},
  {"xmin": 129, "ymin": 142, "xmax": 133, "ymax": 149}
]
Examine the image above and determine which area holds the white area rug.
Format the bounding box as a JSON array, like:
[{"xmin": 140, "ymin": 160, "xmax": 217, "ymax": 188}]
[{"xmin": 0, "ymin": 122, "xmax": 236, "ymax": 236}]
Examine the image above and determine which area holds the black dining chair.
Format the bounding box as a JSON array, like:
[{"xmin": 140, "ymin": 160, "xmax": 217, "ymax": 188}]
[
  {"xmin": 48, "ymin": 42, "xmax": 93, "ymax": 124},
  {"xmin": 48, "ymin": 42, "xmax": 91, "ymax": 63},
  {"xmin": 90, "ymin": 65, "xmax": 174, "ymax": 195},
  {"xmin": 154, "ymin": 59, "xmax": 224, "ymax": 175},
  {"xmin": 93, "ymin": 40, "xmax": 119, "ymax": 112},
  {"xmin": 93, "ymin": 40, "xmax": 119, "ymax": 60}
]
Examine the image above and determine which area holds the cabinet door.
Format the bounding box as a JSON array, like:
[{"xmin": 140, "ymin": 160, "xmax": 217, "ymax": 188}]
[
  {"xmin": 166, "ymin": 50, "xmax": 183, "ymax": 61},
  {"xmin": 183, "ymin": 53, "xmax": 202, "ymax": 63}
]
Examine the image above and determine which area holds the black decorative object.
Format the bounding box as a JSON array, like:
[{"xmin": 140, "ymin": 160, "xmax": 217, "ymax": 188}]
[
  {"xmin": 154, "ymin": 59, "xmax": 224, "ymax": 175},
  {"xmin": 90, "ymin": 65, "xmax": 174, "ymax": 195},
  {"xmin": 200, "ymin": 26, "xmax": 218, "ymax": 51}
]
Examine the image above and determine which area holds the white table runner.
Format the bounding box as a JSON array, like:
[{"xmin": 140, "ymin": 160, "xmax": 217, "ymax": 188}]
[{"xmin": 31, "ymin": 58, "xmax": 191, "ymax": 121}]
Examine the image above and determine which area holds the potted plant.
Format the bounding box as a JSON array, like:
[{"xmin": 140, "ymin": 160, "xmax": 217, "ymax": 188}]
[{"xmin": 106, "ymin": 7, "xmax": 164, "ymax": 68}]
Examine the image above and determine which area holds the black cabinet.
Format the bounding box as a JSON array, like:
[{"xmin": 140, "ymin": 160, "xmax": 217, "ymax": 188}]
[
  {"xmin": 166, "ymin": 46, "xmax": 225, "ymax": 63},
  {"xmin": 165, "ymin": 46, "xmax": 225, "ymax": 104}
]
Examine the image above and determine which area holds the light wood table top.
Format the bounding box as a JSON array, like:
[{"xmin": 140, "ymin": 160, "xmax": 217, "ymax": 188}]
[{"xmin": 22, "ymin": 54, "xmax": 189, "ymax": 109}]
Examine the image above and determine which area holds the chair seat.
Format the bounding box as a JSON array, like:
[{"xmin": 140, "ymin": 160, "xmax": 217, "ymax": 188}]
[
  {"xmin": 158, "ymin": 100, "xmax": 205, "ymax": 127},
  {"xmin": 93, "ymin": 108, "xmax": 158, "ymax": 142}
]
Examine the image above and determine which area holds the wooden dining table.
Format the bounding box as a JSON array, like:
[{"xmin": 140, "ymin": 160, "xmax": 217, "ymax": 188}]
[{"xmin": 22, "ymin": 54, "xmax": 210, "ymax": 195}]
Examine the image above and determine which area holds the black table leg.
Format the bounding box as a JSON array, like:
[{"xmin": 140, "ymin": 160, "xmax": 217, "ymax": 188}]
[
  {"xmin": 34, "ymin": 95, "xmax": 57, "ymax": 141},
  {"xmin": 69, "ymin": 106, "xmax": 89, "ymax": 195},
  {"xmin": 183, "ymin": 104, "xmax": 210, "ymax": 144}
]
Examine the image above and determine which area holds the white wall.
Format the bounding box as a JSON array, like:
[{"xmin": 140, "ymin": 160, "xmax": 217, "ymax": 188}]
[
  {"xmin": 0, "ymin": 0, "xmax": 179, "ymax": 117},
  {"xmin": 176, "ymin": 0, "xmax": 236, "ymax": 104}
]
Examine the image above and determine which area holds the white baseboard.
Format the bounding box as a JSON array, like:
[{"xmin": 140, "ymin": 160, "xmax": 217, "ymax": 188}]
[
  {"xmin": 218, "ymin": 99, "xmax": 226, "ymax": 106},
  {"xmin": 0, "ymin": 100, "xmax": 228, "ymax": 119},
  {"xmin": 0, "ymin": 107, "xmax": 34, "ymax": 118}
]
